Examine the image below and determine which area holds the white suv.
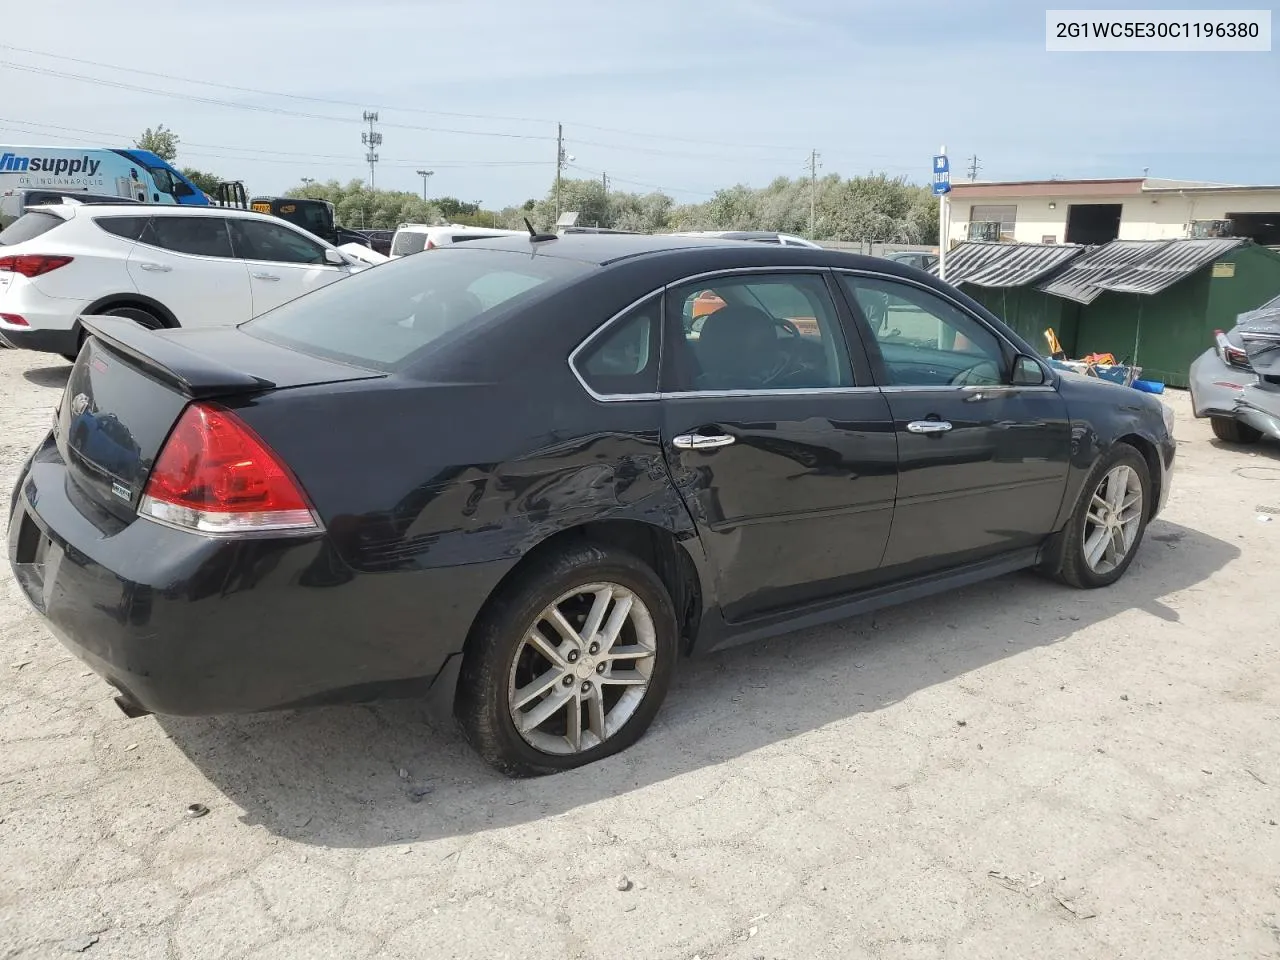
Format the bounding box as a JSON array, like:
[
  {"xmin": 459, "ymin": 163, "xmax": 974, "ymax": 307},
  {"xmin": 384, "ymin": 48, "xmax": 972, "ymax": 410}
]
[
  {"xmin": 389, "ymin": 223, "xmax": 527, "ymax": 259},
  {"xmin": 0, "ymin": 203, "xmax": 365, "ymax": 360}
]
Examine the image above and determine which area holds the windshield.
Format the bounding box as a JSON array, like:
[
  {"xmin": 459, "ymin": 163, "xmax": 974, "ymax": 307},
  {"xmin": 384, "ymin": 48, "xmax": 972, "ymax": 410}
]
[
  {"xmin": 149, "ymin": 167, "xmax": 175, "ymax": 194},
  {"xmin": 242, "ymin": 247, "xmax": 589, "ymax": 371},
  {"xmin": 392, "ymin": 231, "xmax": 428, "ymax": 256}
]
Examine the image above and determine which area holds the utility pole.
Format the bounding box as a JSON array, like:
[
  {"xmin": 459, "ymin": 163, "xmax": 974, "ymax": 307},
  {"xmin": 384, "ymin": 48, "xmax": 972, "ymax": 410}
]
[
  {"xmin": 361, "ymin": 111, "xmax": 382, "ymax": 189},
  {"xmin": 967, "ymin": 154, "xmax": 981, "ymax": 181},
  {"xmin": 807, "ymin": 149, "xmax": 822, "ymax": 239},
  {"xmin": 602, "ymin": 171, "xmax": 608, "ymax": 197},
  {"xmin": 555, "ymin": 123, "xmax": 565, "ymax": 221},
  {"xmin": 416, "ymin": 169, "xmax": 434, "ymax": 202},
  {"xmin": 937, "ymin": 143, "xmax": 949, "ymax": 282}
]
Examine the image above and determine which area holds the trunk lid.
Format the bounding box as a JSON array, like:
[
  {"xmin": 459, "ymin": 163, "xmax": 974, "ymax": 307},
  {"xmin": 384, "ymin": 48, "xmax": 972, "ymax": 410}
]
[
  {"xmin": 57, "ymin": 317, "xmax": 383, "ymax": 522},
  {"xmin": 1236, "ymin": 297, "xmax": 1280, "ymax": 378}
]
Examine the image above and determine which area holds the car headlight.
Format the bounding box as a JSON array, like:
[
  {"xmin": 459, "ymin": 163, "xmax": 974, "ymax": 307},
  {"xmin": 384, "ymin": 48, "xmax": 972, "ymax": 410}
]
[{"xmin": 1160, "ymin": 402, "xmax": 1175, "ymax": 438}]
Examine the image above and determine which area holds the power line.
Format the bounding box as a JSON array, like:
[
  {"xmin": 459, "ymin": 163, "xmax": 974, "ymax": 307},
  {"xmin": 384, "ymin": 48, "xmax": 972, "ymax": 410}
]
[
  {"xmin": 0, "ymin": 42, "xmax": 818, "ymax": 154},
  {"xmin": 0, "ymin": 46, "xmax": 923, "ymax": 167},
  {"xmin": 0, "ymin": 116, "xmax": 545, "ymax": 169},
  {"xmin": 0, "ymin": 62, "xmax": 556, "ymax": 142},
  {"xmin": 565, "ymin": 162, "xmax": 715, "ymax": 199}
]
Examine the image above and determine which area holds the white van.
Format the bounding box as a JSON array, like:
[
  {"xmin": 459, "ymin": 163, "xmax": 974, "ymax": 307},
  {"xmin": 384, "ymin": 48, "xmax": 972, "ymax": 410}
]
[{"xmin": 389, "ymin": 223, "xmax": 527, "ymax": 258}]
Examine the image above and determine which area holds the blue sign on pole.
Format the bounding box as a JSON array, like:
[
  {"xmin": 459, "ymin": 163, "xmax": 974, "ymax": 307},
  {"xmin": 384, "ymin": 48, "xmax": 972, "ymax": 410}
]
[{"xmin": 932, "ymin": 154, "xmax": 951, "ymax": 196}]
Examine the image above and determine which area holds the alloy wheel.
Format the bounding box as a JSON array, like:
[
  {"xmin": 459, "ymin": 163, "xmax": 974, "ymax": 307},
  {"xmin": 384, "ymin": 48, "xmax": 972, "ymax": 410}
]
[
  {"xmin": 1082, "ymin": 464, "xmax": 1144, "ymax": 575},
  {"xmin": 506, "ymin": 582, "xmax": 657, "ymax": 755}
]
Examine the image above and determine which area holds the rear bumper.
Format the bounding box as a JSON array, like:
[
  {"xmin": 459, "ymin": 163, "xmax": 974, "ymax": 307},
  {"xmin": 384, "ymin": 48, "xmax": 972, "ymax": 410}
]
[
  {"xmin": 0, "ymin": 283, "xmax": 83, "ymax": 354},
  {"xmin": 7, "ymin": 431, "xmax": 502, "ymax": 716},
  {"xmin": 1188, "ymin": 348, "xmax": 1252, "ymax": 418},
  {"xmin": 0, "ymin": 324, "xmax": 80, "ymax": 356}
]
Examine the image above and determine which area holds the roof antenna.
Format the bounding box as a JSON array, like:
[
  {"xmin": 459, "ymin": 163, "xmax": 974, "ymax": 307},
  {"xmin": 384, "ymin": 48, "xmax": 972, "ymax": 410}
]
[{"xmin": 523, "ymin": 217, "xmax": 558, "ymax": 243}]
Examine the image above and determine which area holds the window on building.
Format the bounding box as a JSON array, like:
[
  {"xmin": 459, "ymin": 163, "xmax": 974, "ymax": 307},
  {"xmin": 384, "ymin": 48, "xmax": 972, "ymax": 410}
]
[
  {"xmin": 1189, "ymin": 219, "xmax": 1234, "ymax": 239},
  {"xmin": 968, "ymin": 204, "xmax": 1017, "ymax": 242}
]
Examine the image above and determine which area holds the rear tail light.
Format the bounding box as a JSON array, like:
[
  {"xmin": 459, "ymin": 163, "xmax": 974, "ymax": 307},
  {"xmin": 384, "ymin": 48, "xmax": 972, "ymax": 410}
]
[
  {"xmin": 1213, "ymin": 329, "xmax": 1251, "ymax": 369},
  {"xmin": 139, "ymin": 403, "xmax": 319, "ymax": 536},
  {"xmin": 425, "ymin": 239, "xmax": 436, "ymax": 250},
  {"xmin": 0, "ymin": 255, "xmax": 74, "ymax": 278},
  {"xmin": 0, "ymin": 313, "xmax": 29, "ymax": 326}
]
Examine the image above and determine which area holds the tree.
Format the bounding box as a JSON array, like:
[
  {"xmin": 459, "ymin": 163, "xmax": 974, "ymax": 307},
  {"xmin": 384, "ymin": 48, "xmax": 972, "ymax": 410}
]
[
  {"xmin": 180, "ymin": 168, "xmax": 223, "ymax": 195},
  {"xmin": 136, "ymin": 125, "xmax": 179, "ymax": 162},
  {"xmin": 278, "ymin": 170, "xmax": 938, "ymax": 241}
]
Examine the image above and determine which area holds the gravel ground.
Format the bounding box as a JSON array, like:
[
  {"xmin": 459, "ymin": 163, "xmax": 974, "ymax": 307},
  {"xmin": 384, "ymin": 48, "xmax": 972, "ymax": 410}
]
[{"xmin": 2, "ymin": 345, "xmax": 1279, "ymax": 960}]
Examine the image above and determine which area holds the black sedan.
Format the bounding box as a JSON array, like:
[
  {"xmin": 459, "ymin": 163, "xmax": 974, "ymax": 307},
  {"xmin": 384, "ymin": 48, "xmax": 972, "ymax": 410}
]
[{"xmin": 7, "ymin": 233, "xmax": 1175, "ymax": 775}]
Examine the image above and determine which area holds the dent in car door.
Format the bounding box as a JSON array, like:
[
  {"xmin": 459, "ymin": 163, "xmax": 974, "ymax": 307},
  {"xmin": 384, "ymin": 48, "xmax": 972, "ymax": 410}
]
[
  {"xmin": 838, "ymin": 272, "xmax": 1072, "ymax": 574},
  {"xmin": 659, "ymin": 271, "xmax": 897, "ymax": 621},
  {"xmin": 125, "ymin": 216, "xmax": 252, "ymax": 327},
  {"xmin": 228, "ymin": 219, "xmax": 347, "ymax": 316}
]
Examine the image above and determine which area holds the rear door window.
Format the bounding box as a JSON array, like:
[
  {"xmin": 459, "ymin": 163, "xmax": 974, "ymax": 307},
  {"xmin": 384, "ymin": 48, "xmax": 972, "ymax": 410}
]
[
  {"xmin": 94, "ymin": 216, "xmax": 151, "ymax": 241},
  {"xmin": 0, "ymin": 212, "xmax": 66, "ymax": 246},
  {"xmin": 243, "ymin": 247, "xmax": 589, "ymax": 370},
  {"xmin": 141, "ymin": 216, "xmax": 234, "ymax": 258}
]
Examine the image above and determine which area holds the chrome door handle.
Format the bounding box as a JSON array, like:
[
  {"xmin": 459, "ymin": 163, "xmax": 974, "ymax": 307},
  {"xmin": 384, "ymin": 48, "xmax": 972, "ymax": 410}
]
[
  {"xmin": 251, "ymin": 272, "xmax": 281, "ymax": 281},
  {"xmin": 906, "ymin": 420, "xmax": 953, "ymax": 434},
  {"xmin": 673, "ymin": 433, "xmax": 736, "ymax": 450},
  {"xmin": 137, "ymin": 262, "xmax": 171, "ymax": 272}
]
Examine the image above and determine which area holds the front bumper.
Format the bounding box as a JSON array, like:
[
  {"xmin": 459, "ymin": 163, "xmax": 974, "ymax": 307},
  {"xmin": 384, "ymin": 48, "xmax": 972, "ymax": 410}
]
[{"xmin": 7, "ymin": 431, "xmax": 498, "ymax": 716}]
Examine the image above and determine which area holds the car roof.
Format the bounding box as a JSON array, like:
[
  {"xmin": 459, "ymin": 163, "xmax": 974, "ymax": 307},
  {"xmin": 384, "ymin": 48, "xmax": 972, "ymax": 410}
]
[
  {"xmin": 394, "ymin": 223, "xmax": 521, "ymax": 234},
  {"xmin": 32, "ymin": 202, "xmax": 320, "ymax": 225},
  {"xmin": 456, "ymin": 231, "xmax": 904, "ymax": 270}
]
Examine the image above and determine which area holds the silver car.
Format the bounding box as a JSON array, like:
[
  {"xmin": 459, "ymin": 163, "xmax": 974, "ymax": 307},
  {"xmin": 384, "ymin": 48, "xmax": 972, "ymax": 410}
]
[{"xmin": 1189, "ymin": 295, "xmax": 1280, "ymax": 444}]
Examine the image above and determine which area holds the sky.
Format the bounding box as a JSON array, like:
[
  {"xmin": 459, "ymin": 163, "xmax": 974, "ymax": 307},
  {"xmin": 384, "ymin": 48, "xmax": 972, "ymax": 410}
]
[{"xmin": 1, "ymin": 0, "xmax": 1277, "ymax": 206}]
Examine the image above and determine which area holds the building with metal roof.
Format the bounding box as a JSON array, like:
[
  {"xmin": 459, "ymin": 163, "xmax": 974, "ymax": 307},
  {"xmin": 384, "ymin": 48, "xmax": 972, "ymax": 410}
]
[{"xmin": 945, "ymin": 177, "xmax": 1280, "ymax": 249}]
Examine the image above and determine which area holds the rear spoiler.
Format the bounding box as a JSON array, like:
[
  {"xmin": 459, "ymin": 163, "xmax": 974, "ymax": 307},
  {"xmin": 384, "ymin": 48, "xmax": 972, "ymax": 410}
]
[{"xmin": 79, "ymin": 316, "xmax": 275, "ymax": 399}]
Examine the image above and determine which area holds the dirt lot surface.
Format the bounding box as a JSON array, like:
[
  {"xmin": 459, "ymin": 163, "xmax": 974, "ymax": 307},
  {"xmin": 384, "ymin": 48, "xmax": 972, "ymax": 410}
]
[{"xmin": 2, "ymin": 346, "xmax": 1279, "ymax": 960}]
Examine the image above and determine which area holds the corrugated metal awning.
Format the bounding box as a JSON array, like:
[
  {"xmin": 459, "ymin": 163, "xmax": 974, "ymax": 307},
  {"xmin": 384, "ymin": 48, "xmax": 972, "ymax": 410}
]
[
  {"xmin": 933, "ymin": 241, "xmax": 1085, "ymax": 287},
  {"xmin": 1038, "ymin": 238, "xmax": 1248, "ymax": 303},
  {"xmin": 1037, "ymin": 240, "xmax": 1168, "ymax": 303},
  {"xmin": 1102, "ymin": 237, "xmax": 1246, "ymax": 295}
]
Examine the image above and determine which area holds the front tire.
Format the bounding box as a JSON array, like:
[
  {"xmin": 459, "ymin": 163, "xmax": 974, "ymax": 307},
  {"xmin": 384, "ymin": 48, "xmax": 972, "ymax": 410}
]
[
  {"xmin": 1210, "ymin": 416, "xmax": 1261, "ymax": 444},
  {"xmin": 455, "ymin": 543, "xmax": 678, "ymax": 776},
  {"xmin": 1048, "ymin": 444, "xmax": 1152, "ymax": 589}
]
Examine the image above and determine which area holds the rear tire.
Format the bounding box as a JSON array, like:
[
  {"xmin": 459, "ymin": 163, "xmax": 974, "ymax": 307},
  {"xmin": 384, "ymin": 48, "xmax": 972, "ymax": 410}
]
[
  {"xmin": 103, "ymin": 306, "xmax": 165, "ymax": 331},
  {"xmin": 455, "ymin": 542, "xmax": 678, "ymax": 777},
  {"xmin": 1210, "ymin": 416, "xmax": 1261, "ymax": 444},
  {"xmin": 1044, "ymin": 444, "xmax": 1152, "ymax": 590}
]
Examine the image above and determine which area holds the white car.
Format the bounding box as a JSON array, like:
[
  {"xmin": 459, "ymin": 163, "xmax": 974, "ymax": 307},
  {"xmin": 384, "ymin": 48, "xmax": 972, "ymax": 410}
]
[
  {"xmin": 389, "ymin": 223, "xmax": 528, "ymax": 259},
  {"xmin": 0, "ymin": 203, "xmax": 366, "ymax": 360},
  {"xmin": 669, "ymin": 230, "xmax": 824, "ymax": 248}
]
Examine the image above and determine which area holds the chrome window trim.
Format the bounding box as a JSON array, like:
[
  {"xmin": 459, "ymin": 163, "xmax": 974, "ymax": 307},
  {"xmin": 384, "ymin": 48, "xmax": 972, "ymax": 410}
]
[
  {"xmin": 568, "ymin": 266, "xmax": 861, "ymax": 403},
  {"xmin": 567, "ymin": 265, "xmax": 1058, "ymax": 404},
  {"xmin": 568, "ymin": 291, "xmax": 664, "ymax": 402}
]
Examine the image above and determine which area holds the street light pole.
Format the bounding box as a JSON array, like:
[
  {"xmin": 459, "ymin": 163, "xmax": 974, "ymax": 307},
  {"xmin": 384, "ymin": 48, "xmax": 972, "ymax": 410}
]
[{"xmin": 416, "ymin": 169, "xmax": 434, "ymax": 203}]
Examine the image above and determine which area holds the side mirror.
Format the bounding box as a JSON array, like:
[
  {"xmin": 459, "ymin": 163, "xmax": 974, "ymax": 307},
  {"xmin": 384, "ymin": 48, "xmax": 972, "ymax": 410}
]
[
  {"xmin": 323, "ymin": 248, "xmax": 345, "ymax": 266},
  {"xmin": 1012, "ymin": 354, "xmax": 1047, "ymax": 386}
]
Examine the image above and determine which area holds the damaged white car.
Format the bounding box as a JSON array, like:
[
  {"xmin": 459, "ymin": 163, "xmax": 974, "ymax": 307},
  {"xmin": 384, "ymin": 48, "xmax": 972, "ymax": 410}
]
[{"xmin": 1189, "ymin": 294, "xmax": 1280, "ymax": 444}]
